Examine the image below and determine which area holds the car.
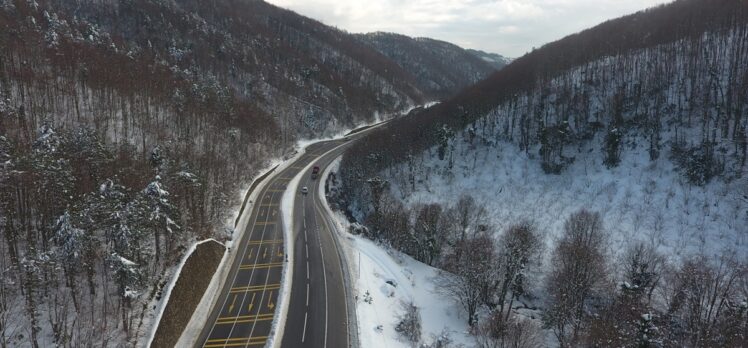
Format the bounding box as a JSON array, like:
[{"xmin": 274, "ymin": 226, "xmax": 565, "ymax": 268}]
[
  {"xmin": 311, "ymin": 166, "xmax": 320, "ymax": 179},
  {"xmin": 301, "ymin": 186, "xmax": 309, "ymax": 194}
]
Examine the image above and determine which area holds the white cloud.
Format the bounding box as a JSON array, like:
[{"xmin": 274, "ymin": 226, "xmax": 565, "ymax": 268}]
[{"xmin": 266, "ymin": 0, "xmax": 671, "ymax": 57}]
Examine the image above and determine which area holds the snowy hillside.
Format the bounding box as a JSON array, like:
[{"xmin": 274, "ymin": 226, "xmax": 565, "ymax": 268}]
[
  {"xmin": 338, "ymin": 1, "xmax": 748, "ymax": 346},
  {"xmin": 389, "ymin": 135, "xmax": 747, "ymax": 268}
]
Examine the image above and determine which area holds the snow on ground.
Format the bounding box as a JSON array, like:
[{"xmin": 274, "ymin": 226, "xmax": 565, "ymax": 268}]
[
  {"xmin": 348, "ymin": 236, "xmax": 476, "ymax": 347},
  {"xmin": 324, "ymin": 158, "xmax": 477, "ymax": 348},
  {"xmin": 389, "ymin": 136, "xmax": 748, "ymax": 266}
]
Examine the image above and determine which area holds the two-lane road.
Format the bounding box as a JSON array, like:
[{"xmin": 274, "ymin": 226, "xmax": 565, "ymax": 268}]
[
  {"xmin": 196, "ymin": 128, "xmax": 371, "ymax": 348},
  {"xmin": 281, "ymin": 144, "xmax": 353, "ymax": 348}
]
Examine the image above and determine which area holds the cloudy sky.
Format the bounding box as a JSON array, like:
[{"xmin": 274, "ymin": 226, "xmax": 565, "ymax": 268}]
[{"xmin": 265, "ymin": 0, "xmax": 672, "ymax": 57}]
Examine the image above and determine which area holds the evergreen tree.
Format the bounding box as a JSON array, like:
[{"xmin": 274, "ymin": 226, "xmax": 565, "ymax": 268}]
[{"xmin": 52, "ymin": 211, "xmax": 90, "ymax": 311}]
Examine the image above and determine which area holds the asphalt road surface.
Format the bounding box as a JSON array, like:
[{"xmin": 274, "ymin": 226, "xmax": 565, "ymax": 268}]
[{"xmin": 196, "ymin": 128, "xmax": 372, "ymax": 348}]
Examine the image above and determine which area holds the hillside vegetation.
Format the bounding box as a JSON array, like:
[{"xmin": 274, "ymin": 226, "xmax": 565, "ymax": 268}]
[
  {"xmin": 338, "ymin": 1, "xmax": 748, "ymax": 346},
  {"xmin": 356, "ymin": 32, "xmax": 501, "ymax": 99},
  {"xmin": 0, "ymin": 0, "xmax": 505, "ymax": 346}
]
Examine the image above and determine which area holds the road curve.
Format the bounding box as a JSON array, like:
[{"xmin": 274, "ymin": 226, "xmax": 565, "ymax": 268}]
[{"xmin": 195, "ymin": 126, "xmax": 374, "ymax": 348}]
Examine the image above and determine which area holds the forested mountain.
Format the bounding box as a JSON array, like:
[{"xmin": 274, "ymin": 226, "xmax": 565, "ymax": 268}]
[
  {"xmin": 465, "ymin": 49, "xmax": 511, "ymax": 70},
  {"xmin": 338, "ymin": 0, "xmax": 748, "ymax": 346},
  {"xmin": 0, "ymin": 0, "xmax": 488, "ymax": 346},
  {"xmin": 343, "ymin": 0, "xmax": 748, "ymax": 194},
  {"xmin": 356, "ymin": 32, "xmax": 500, "ymax": 99}
]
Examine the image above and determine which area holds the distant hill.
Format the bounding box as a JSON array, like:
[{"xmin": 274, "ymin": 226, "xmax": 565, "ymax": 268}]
[
  {"xmin": 466, "ymin": 49, "xmax": 512, "ymax": 70},
  {"xmin": 356, "ymin": 32, "xmax": 502, "ymax": 99}
]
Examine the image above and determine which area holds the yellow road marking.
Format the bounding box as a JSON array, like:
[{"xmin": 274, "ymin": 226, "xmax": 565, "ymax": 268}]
[
  {"xmin": 262, "ymin": 247, "xmax": 267, "ymax": 259},
  {"xmin": 216, "ymin": 313, "xmax": 274, "ymax": 325},
  {"xmin": 276, "ymin": 246, "xmax": 283, "ymax": 257},
  {"xmin": 246, "ymin": 247, "xmax": 253, "ymax": 260},
  {"xmin": 204, "ymin": 342, "xmax": 266, "ymax": 348},
  {"xmin": 228, "ymin": 294, "xmax": 237, "ymax": 313},
  {"xmin": 248, "ymin": 292, "xmax": 256, "ymax": 312},
  {"xmin": 203, "ymin": 340, "xmax": 267, "ymax": 348},
  {"xmin": 272, "ymin": 208, "xmax": 277, "ymax": 217},
  {"xmin": 206, "ymin": 336, "xmax": 268, "ymax": 343},
  {"xmin": 254, "ymin": 221, "xmax": 276, "ymax": 226},
  {"xmin": 259, "ymin": 203, "xmax": 279, "ymax": 207},
  {"xmin": 229, "ymin": 284, "xmax": 281, "ymax": 293},
  {"xmin": 239, "ymin": 262, "xmax": 283, "ymax": 270},
  {"xmin": 267, "ymin": 291, "xmax": 275, "ymax": 310},
  {"xmin": 248, "ymin": 239, "xmax": 282, "ymax": 245},
  {"xmin": 204, "ymin": 336, "xmax": 267, "ymax": 347}
]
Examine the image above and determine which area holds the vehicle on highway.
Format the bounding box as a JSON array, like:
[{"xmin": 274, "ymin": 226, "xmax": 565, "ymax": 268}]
[
  {"xmin": 301, "ymin": 186, "xmax": 309, "ymax": 194},
  {"xmin": 311, "ymin": 166, "xmax": 320, "ymax": 179}
]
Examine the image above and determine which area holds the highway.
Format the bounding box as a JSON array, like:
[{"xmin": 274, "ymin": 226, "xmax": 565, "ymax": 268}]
[{"xmin": 196, "ymin": 128, "xmax": 370, "ymax": 348}]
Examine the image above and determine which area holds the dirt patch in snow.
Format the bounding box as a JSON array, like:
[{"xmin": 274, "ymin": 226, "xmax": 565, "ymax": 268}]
[{"xmin": 150, "ymin": 240, "xmax": 225, "ymax": 347}]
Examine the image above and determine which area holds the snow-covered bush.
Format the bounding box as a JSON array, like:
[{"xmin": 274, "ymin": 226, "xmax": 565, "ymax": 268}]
[{"xmin": 395, "ymin": 301, "xmax": 422, "ymax": 345}]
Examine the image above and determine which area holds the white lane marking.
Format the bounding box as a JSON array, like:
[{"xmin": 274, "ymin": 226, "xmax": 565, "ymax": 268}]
[
  {"xmin": 306, "ymin": 261, "xmax": 310, "ymax": 279},
  {"xmin": 306, "ymin": 283, "xmax": 310, "ymax": 307},
  {"xmin": 311, "ymin": 203, "xmax": 329, "ymax": 348},
  {"xmin": 301, "ymin": 312, "xmax": 309, "ymax": 343},
  {"xmin": 305, "ymin": 243, "xmax": 309, "ymax": 259}
]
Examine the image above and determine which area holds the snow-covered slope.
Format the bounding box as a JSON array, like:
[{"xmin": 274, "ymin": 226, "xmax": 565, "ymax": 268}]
[
  {"xmin": 324, "ymin": 159, "xmax": 477, "ymax": 348},
  {"xmin": 388, "ymin": 136, "xmax": 747, "ymax": 266},
  {"xmin": 336, "ymin": 2, "xmax": 748, "ymax": 346}
]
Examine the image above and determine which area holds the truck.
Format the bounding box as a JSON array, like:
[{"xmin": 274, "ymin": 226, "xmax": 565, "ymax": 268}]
[{"xmin": 311, "ymin": 166, "xmax": 320, "ymax": 180}]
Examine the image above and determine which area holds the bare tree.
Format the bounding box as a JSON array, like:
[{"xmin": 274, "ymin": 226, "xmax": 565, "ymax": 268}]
[
  {"xmin": 661, "ymin": 254, "xmax": 747, "ymax": 347},
  {"xmin": 453, "ymin": 194, "xmax": 488, "ymax": 243},
  {"xmin": 543, "ymin": 209, "xmax": 609, "ymax": 348},
  {"xmin": 414, "ymin": 204, "xmax": 448, "ymax": 266},
  {"xmin": 475, "ymin": 310, "xmax": 544, "ymax": 348},
  {"xmin": 442, "ymin": 234, "xmax": 497, "ymax": 326},
  {"xmin": 493, "ymin": 222, "xmax": 543, "ymax": 318}
]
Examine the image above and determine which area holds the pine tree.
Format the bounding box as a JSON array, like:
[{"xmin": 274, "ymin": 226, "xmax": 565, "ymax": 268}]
[
  {"xmin": 52, "ymin": 211, "xmax": 90, "ymax": 311},
  {"xmin": 108, "ymin": 252, "xmax": 142, "ymax": 335},
  {"xmin": 603, "ymin": 127, "xmax": 623, "ymax": 168},
  {"xmin": 139, "ymin": 176, "xmax": 180, "ymax": 264}
]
